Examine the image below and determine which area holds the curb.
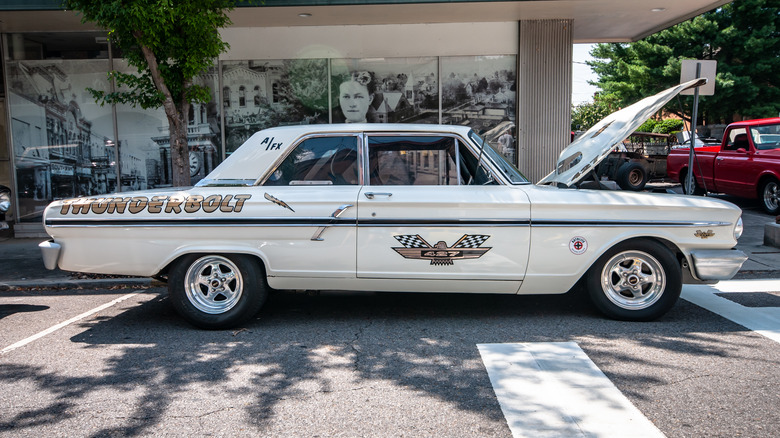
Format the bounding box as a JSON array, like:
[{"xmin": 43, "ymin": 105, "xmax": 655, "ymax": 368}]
[{"xmin": 0, "ymin": 277, "xmax": 156, "ymax": 291}]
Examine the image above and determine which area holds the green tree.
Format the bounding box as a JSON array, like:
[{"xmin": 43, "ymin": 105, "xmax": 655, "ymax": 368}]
[
  {"xmin": 571, "ymin": 93, "xmax": 621, "ymax": 131},
  {"xmin": 65, "ymin": 0, "xmax": 239, "ymax": 187},
  {"xmin": 589, "ymin": 0, "xmax": 780, "ymax": 125},
  {"xmin": 283, "ymin": 59, "xmax": 329, "ymax": 116}
]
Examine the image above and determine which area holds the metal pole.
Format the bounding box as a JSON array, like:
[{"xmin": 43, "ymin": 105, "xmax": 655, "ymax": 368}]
[
  {"xmin": 685, "ymin": 62, "xmax": 701, "ymax": 195},
  {"xmin": 108, "ymin": 39, "xmax": 121, "ymax": 192}
]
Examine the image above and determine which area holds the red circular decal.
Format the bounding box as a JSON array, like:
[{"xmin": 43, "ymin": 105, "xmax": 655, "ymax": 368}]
[{"xmin": 569, "ymin": 236, "xmax": 588, "ymax": 255}]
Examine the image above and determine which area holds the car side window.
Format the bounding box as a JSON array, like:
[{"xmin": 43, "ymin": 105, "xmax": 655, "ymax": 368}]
[
  {"xmin": 367, "ymin": 136, "xmax": 458, "ymax": 185},
  {"xmin": 264, "ymin": 136, "xmax": 359, "ymax": 186},
  {"xmin": 724, "ymin": 128, "xmax": 748, "ymax": 151},
  {"xmin": 458, "ymin": 142, "xmax": 500, "ymax": 185}
]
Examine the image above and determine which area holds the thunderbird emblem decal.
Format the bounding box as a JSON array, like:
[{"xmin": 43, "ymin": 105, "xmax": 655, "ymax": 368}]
[{"xmin": 392, "ymin": 234, "xmax": 491, "ymax": 266}]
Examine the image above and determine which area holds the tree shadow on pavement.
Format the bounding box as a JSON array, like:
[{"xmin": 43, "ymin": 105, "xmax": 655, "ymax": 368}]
[{"xmin": 0, "ymin": 288, "xmax": 776, "ymax": 437}]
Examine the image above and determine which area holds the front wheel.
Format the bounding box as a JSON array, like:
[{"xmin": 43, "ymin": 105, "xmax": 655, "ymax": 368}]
[
  {"xmin": 168, "ymin": 254, "xmax": 267, "ymax": 329},
  {"xmin": 586, "ymin": 240, "xmax": 681, "ymax": 321},
  {"xmin": 759, "ymin": 178, "xmax": 780, "ymax": 215}
]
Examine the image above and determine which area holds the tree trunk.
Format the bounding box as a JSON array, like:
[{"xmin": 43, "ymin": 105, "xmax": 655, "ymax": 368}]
[
  {"xmin": 134, "ymin": 33, "xmax": 192, "ymax": 187},
  {"xmin": 169, "ymin": 113, "xmax": 191, "ymax": 187}
]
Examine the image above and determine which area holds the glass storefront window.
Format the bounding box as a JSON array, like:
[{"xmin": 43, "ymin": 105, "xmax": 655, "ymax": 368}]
[
  {"xmin": 113, "ymin": 61, "xmax": 222, "ymax": 189},
  {"xmin": 442, "ymin": 55, "xmax": 517, "ymax": 164},
  {"xmin": 222, "ymin": 59, "xmax": 329, "ymax": 156},
  {"xmin": 7, "ymin": 56, "xmax": 113, "ymax": 222},
  {"xmin": 3, "ymin": 36, "xmax": 516, "ymax": 224}
]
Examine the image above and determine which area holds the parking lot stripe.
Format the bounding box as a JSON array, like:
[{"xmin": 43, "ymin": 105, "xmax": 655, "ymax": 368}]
[
  {"xmin": 682, "ymin": 280, "xmax": 780, "ymax": 345},
  {"xmin": 0, "ymin": 293, "xmax": 138, "ymax": 355},
  {"xmin": 477, "ymin": 342, "xmax": 665, "ymax": 438}
]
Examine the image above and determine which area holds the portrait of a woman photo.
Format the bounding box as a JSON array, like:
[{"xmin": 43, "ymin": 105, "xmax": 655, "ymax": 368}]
[{"xmin": 334, "ymin": 71, "xmax": 380, "ymax": 123}]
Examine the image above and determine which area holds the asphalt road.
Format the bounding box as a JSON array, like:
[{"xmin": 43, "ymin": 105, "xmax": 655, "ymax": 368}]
[
  {"xmin": 1, "ymin": 186, "xmax": 778, "ymax": 437},
  {"xmin": 1, "ymin": 281, "xmax": 778, "ymax": 437}
]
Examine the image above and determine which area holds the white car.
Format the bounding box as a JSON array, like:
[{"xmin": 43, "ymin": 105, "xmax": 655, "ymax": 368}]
[{"xmin": 40, "ymin": 79, "xmax": 747, "ymax": 329}]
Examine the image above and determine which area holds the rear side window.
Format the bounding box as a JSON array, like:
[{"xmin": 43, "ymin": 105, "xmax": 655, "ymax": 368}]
[
  {"xmin": 367, "ymin": 136, "xmax": 458, "ymax": 185},
  {"xmin": 264, "ymin": 136, "xmax": 359, "ymax": 186}
]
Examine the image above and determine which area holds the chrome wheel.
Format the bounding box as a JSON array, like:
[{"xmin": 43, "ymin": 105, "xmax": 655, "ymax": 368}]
[
  {"xmin": 599, "ymin": 250, "xmax": 665, "ymax": 310},
  {"xmin": 762, "ymin": 180, "xmax": 780, "ymax": 214},
  {"xmin": 185, "ymin": 255, "xmax": 244, "ymax": 315}
]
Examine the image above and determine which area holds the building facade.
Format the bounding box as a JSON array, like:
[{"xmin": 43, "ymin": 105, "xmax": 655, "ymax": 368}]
[{"xmin": 0, "ymin": 0, "xmax": 731, "ymax": 236}]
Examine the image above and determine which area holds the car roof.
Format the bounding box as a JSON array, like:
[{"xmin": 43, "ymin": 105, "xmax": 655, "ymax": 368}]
[
  {"xmin": 255, "ymin": 123, "xmax": 475, "ymax": 136},
  {"xmin": 204, "ymin": 123, "xmax": 477, "ymax": 182},
  {"xmin": 728, "ymin": 117, "xmax": 780, "ymax": 128}
]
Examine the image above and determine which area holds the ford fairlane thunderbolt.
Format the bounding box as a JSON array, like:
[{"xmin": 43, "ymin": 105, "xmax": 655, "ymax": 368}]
[{"xmin": 40, "ymin": 79, "xmax": 748, "ymax": 329}]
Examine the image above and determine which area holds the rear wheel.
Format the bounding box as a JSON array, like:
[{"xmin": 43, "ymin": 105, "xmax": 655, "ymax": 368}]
[
  {"xmin": 680, "ymin": 170, "xmax": 705, "ymax": 195},
  {"xmin": 168, "ymin": 254, "xmax": 267, "ymax": 329},
  {"xmin": 616, "ymin": 162, "xmax": 648, "ymax": 191},
  {"xmin": 586, "ymin": 240, "xmax": 681, "ymax": 321},
  {"xmin": 759, "ymin": 178, "xmax": 780, "ymax": 215}
]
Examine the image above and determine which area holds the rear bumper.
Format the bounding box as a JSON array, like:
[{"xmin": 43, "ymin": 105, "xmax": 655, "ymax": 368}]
[
  {"xmin": 689, "ymin": 249, "xmax": 748, "ymax": 281},
  {"xmin": 39, "ymin": 240, "xmax": 61, "ymax": 270}
]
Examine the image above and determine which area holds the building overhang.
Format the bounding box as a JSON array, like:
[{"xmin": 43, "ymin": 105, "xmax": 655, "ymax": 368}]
[{"xmin": 0, "ymin": 0, "xmax": 731, "ymax": 42}]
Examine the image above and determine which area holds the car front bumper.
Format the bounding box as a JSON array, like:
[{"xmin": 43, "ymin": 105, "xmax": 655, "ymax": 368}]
[{"xmin": 690, "ymin": 249, "xmax": 749, "ymax": 281}]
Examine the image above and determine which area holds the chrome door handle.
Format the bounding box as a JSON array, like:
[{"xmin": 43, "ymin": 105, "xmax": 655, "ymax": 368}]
[{"xmin": 364, "ymin": 192, "xmax": 392, "ymax": 199}]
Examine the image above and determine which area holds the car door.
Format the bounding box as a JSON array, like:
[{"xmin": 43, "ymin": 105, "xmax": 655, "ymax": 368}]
[
  {"xmin": 356, "ymin": 133, "xmax": 530, "ymax": 293},
  {"xmin": 713, "ymin": 127, "xmax": 756, "ymax": 197},
  {"xmin": 258, "ymin": 134, "xmax": 361, "ymax": 278}
]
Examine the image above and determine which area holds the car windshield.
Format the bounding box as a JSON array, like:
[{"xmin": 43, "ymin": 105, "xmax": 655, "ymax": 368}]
[
  {"xmin": 468, "ymin": 130, "xmax": 528, "ymax": 184},
  {"xmin": 750, "ymin": 123, "xmax": 780, "ymax": 150}
]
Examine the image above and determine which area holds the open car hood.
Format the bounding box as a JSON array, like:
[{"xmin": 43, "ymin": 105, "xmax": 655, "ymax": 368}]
[{"xmin": 538, "ymin": 78, "xmax": 706, "ymax": 187}]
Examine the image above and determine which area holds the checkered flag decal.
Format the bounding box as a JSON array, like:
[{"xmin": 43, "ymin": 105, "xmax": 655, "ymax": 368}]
[
  {"xmin": 453, "ymin": 235, "xmax": 490, "ymax": 248},
  {"xmin": 394, "ymin": 234, "xmax": 431, "ymax": 248}
]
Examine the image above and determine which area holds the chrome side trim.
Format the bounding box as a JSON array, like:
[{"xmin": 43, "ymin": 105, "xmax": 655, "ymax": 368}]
[
  {"xmin": 311, "ymin": 204, "xmax": 354, "ymax": 240},
  {"xmin": 45, "ymin": 217, "xmax": 730, "ymax": 229},
  {"xmin": 45, "ymin": 217, "xmax": 531, "ymax": 228},
  {"xmin": 531, "ymin": 219, "xmax": 731, "ymax": 227}
]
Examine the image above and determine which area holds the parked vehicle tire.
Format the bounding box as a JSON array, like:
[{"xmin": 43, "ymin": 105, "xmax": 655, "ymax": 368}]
[
  {"xmin": 586, "ymin": 239, "xmax": 681, "ymax": 321},
  {"xmin": 168, "ymin": 254, "xmax": 267, "ymax": 329},
  {"xmin": 616, "ymin": 162, "xmax": 648, "ymax": 191},
  {"xmin": 680, "ymin": 170, "xmax": 705, "ymax": 195},
  {"xmin": 759, "ymin": 178, "xmax": 780, "ymax": 215}
]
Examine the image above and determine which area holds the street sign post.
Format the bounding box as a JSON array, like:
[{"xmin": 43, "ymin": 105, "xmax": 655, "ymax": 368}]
[{"xmin": 680, "ymin": 60, "xmax": 717, "ymax": 196}]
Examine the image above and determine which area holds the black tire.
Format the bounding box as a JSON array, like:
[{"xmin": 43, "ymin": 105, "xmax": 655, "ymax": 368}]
[
  {"xmin": 616, "ymin": 162, "xmax": 648, "ymax": 191},
  {"xmin": 168, "ymin": 254, "xmax": 267, "ymax": 329},
  {"xmin": 586, "ymin": 239, "xmax": 681, "ymax": 321},
  {"xmin": 759, "ymin": 178, "xmax": 780, "ymax": 215},
  {"xmin": 680, "ymin": 170, "xmax": 705, "ymax": 195}
]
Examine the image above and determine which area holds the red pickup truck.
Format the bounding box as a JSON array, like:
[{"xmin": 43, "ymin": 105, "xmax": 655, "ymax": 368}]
[{"xmin": 667, "ymin": 117, "xmax": 780, "ymax": 214}]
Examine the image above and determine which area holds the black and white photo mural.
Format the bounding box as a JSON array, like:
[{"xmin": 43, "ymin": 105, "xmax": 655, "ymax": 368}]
[
  {"xmin": 7, "ymin": 59, "xmax": 116, "ymax": 222},
  {"xmin": 221, "ymin": 59, "xmax": 329, "ymax": 155},
  {"xmin": 330, "ymin": 57, "xmax": 439, "ymax": 124},
  {"xmin": 442, "ymin": 55, "xmax": 517, "ymax": 163}
]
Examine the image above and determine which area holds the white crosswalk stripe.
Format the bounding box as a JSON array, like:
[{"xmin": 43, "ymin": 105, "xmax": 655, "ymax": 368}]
[
  {"xmin": 478, "ymin": 342, "xmax": 665, "ymax": 438},
  {"xmin": 682, "ymin": 279, "xmax": 780, "ymax": 345}
]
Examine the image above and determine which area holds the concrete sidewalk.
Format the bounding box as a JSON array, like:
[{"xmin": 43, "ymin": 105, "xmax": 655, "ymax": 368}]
[{"xmin": 1, "ymin": 200, "xmax": 778, "ymax": 290}]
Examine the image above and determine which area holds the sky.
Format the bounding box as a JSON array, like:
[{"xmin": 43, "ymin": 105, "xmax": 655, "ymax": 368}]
[{"xmin": 572, "ymin": 43, "xmax": 600, "ymax": 105}]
